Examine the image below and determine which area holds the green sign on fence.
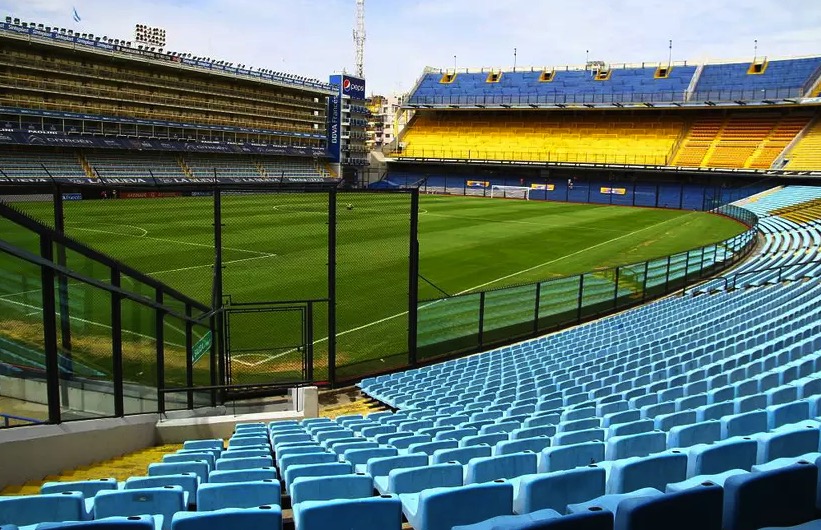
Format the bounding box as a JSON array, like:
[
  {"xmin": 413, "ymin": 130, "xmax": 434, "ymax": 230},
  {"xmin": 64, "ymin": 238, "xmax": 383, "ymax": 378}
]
[{"xmin": 192, "ymin": 331, "xmax": 212, "ymax": 364}]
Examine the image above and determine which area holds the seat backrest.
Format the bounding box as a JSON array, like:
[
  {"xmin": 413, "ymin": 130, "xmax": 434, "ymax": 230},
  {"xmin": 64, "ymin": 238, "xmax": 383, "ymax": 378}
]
[
  {"xmin": 606, "ymin": 431, "xmax": 666, "ymax": 461},
  {"xmin": 465, "ymin": 452, "xmax": 538, "ymax": 484},
  {"xmin": 388, "ymin": 463, "xmax": 463, "ymax": 495},
  {"xmin": 171, "ymin": 506, "xmax": 282, "ymax": 530},
  {"xmin": 513, "ymin": 465, "xmax": 606, "ymax": 515},
  {"xmin": 148, "ymin": 462, "xmax": 209, "ymax": 483},
  {"xmin": 196, "ymin": 480, "xmax": 280, "ymax": 512},
  {"xmin": 284, "ymin": 462, "xmax": 353, "ymax": 491},
  {"xmin": 366, "ymin": 454, "xmax": 428, "ymax": 478},
  {"xmin": 293, "ymin": 494, "xmax": 403, "ymax": 530},
  {"xmin": 124, "ymin": 475, "xmax": 199, "ymax": 505},
  {"xmin": 721, "ymin": 411, "xmax": 768, "ymax": 439},
  {"xmin": 207, "ymin": 468, "xmax": 277, "ymax": 484},
  {"xmin": 607, "ymin": 452, "xmax": 688, "ymax": 494},
  {"xmin": 40, "ymin": 478, "xmax": 118, "ymax": 497},
  {"xmin": 417, "ymin": 481, "xmax": 514, "ymax": 530},
  {"xmin": 93, "ymin": 487, "xmax": 186, "ymax": 530},
  {"xmin": 432, "ymin": 445, "xmax": 492, "ymax": 465},
  {"xmin": 343, "ymin": 446, "xmax": 398, "ymax": 465},
  {"xmin": 540, "ymin": 442, "xmax": 605, "ymax": 473},
  {"xmin": 686, "ymin": 438, "xmax": 758, "ymax": 478},
  {"xmin": 723, "ymin": 462, "xmax": 817, "ymax": 530},
  {"xmin": 214, "ymin": 456, "xmax": 274, "ymax": 471},
  {"xmin": 615, "ymin": 482, "xmax": 723, "ymax": 530},
  {"xmin": 291, "ymin": 473, "xmax": 374, "ymax": 505},
  {"xmin": 0, "ymin": 492, "xmax": 85, "ymax": 527}
]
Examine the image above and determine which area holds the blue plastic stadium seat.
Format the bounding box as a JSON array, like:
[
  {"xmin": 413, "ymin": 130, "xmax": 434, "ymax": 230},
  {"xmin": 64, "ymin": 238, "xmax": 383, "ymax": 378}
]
[
  {"xmin": 606, "ymin": 452, "xmax": 688, "ymax": 494},
  {"xmin": 92, "ymin": 487, "xmax": 186, "ymax": 530},
  {"xmin": 162, "ymin": 452, "xmax": 216, "ymax": 468},
  {"xmin": 275, "ymin": 445, "xmax": 324, "ymax": 460},
  {"xmin": 723, "ymin": 463, "xmax": 817, "ymax": 530},
  {"xmin": 182, "ymin": 439, "xmax": 223, "ymax": 452},
  {"xmin": 452, "ymin": 509, "xmax": 613, "ymax": 530},
  {"xmin": 293, "ymin": 495, "xmax": 403, "ymax": 530},
  {"xmin": 753, "ymin": 425, "xmax": 821, "ymax": 464},
  {"xmin": 512, "ymin": 465, "xmax": 606, "ymax": 514},
  {"xmin": 609, "ymin": 419, "xmax": 655, "ymax": 438},
  {"xmin": 388, "ymin": 462, "xmax": 463, "ymax": 494},
  {"xmin": 465, "ymin": 452, "xmax": 538, "ymax": 484},
  {"xmin": 567, "ymin": 487, "xmax": 663, "ymax": 516},
  {"xmin": 37, "ymin": 515, "xmax": 161, "ymax": 530},
  {"xmin": 539, "ymin": 442, "xmax": 605, "ymax": 473},
  {"xmin": 227, "ymin": 436, "xmax": 268, "ymax": 448},
  {"xmin": 214, "ymin": 455, "xmax": 273, "ymax": 471},
  {"xmin": 407, "ymin": 440, "xmax": 458, "ymax": 456},
  {"xmin": 686, "ymin": 437, "xmax": 759, "ymax": 477},
  {"xmin": 460, "ymin": 433, "xmax": 508, "ymax": 448},
  {"xmin": 767, "ymin": 401, "xmax": 811, "ymax": 430},
  {"xmin": 667, "ymin": 421, "xmax": 722, "ymax": 448},
  {"xmin": 401, "ymin": 480, "xmax": 514, "ymax": 530},
  {"xmin": 147, "ymin": 462, "xmax": 208, "ymax": 484},
  {"xmin": 196, "ymin": 479, "xmax": 280, "ymax": 511},
  {"xmin": 369, "ymin": 454, "xmax": 429, "ymax": 494},
  {"xmin": 495, "ymin": 437, "xmax": 551, "ymax": 456},
  {"xmin": 171, "ymin": 506, "xmax": 281, "ymax": 530},
  {"xmin": 290, "ymin": 473, "xmax": 373, "ymax": 505},
  {"xmin": 278, "ymin": 452, "xmax": 335, "ymax": 472},
  {"xmin": 0, "ymin": 492, "xmax": 87, "ymax": 527},
  {"xmin": 552, "ymin": 428, "xmax": 606, "ymax": 446},
  {"xmin": 721, "ymin": 411, "xmax": 769, "ymax": 439},
  {"xmin": 40, "ymin": 478, "xmax": 118, "ymax": 497},
  {"xmin": 606, "ymin": 431, "xmax": 666, "ymax": 461},
  {"xmin": 124, "ymin": 475, "xmax": 199, "ymax": 509},
  {"xmin": 432, "ymin": 445, "xmax": 492, "ymax": 465},
  {"xmin": 207, "ymin": 468, "xmax": 277, "ymax": 483},
  {"xmin": 614, "ymin": 482, "xmax": 723, "ymax": 530},
  {"xmin": 345, "ymin": 447, "xmax": 398, "ymax": 468},
  {"xmin": 283, "ymin": 462, "xmax": 353, "ymax": 493}
]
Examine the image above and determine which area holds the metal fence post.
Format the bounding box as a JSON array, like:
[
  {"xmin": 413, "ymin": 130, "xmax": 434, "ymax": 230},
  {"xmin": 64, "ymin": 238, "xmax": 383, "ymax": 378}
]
[
  {"xmin": 408, "ymin": 190, "xmax": 420, "ymax": 367},
  {"xmin": 185, "ymin": 304, "xmax": 194, "ymax": 409},
  {"xmin": 306, "ymin": 302, "xmax": 314, "ymax": 381},
  {"xmin": 328, "ymin": 189, "xmax": 338, "ymax": 387},
  {"xmin": 533, "ymin": 282, "xmax": 541, "ymax": 333},
  {"xmin": 52, "ymin": 188, "xmax": 73, "ymax": 381},
  {"xmin": 576, "ymin": 275, "xmax": 585, "ymax": 322},
  {"xmin": 478, "ymin": 291, "xmax": 486, "ymax": 347},
  {"xmin": 641, "ymin": 261, "xmax": 650, "ymax": 302},
  {"xmin": 40, "ymin": 234, "xmax": 62, "ymax": 424},
  {"xmin": 664, "ymin": 255, "xmax": 672, "ymax": 293},
  {"xmin": 613, "ymin": 267, "xmax": 620, "ymax": 309},
  {"xmin": 213, "ymin": 186, "xmax": 226, "ymax": 399},
  {"xmin": 111, "ymin": 267, "xmax": 125, "ymax": 417},
  {"xmin": 155, "ymin": 288, "xmax": 165, "ymax": 414}
]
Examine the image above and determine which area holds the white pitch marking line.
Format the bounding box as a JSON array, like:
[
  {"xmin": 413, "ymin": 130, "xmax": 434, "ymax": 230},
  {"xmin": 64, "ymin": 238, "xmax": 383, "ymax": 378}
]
[
  {"xmin": 0, "ymin": 288, "xmax": 42, "ymax": 301},
  {"xmin": 244, "ymin": 211, "xmax": 700, "ymax": 365},
  {"xmin": 147, "ymin": 254, "xmax": 276, "ymax": 276},
  {"xmin": 68, "ymin": 224, "xmax": 272, "ymax": 257}
]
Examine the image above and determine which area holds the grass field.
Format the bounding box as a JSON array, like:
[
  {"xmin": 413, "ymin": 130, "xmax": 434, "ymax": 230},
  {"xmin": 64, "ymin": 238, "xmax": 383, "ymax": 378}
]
[{"xmin": 0, "ymin": 192, "xmax": 746, "ymax": 385}]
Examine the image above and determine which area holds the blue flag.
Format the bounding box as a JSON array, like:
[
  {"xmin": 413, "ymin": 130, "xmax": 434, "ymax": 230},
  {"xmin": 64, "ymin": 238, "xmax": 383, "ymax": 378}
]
[{"xmin": 72, "ymin": 7, "xmax": 81, "ymax": 22}]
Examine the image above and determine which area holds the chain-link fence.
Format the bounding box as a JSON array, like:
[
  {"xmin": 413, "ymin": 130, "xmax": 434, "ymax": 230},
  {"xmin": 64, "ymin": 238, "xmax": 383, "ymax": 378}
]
[{"xmin": 416, "ymin": 204, "xmax": 759, "ymax": 361}]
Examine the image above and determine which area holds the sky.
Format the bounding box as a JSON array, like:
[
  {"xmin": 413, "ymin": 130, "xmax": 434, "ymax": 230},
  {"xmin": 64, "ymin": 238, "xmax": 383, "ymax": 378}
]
[{"xmin": 3, "ymin": 0, "xmax": 821, "ymax": 95}]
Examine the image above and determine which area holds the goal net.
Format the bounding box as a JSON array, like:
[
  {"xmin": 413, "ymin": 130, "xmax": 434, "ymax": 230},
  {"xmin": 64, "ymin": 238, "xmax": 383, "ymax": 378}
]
[{"xmin": 490, "ymin": 185, "xmax": 531, "ymax": 200}]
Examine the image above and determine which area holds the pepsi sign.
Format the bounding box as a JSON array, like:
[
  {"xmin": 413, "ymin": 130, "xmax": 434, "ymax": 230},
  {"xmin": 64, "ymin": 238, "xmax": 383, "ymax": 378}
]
[{"xmin": 340, "ymin": 75, "xmax": 366, "ymax": 99}]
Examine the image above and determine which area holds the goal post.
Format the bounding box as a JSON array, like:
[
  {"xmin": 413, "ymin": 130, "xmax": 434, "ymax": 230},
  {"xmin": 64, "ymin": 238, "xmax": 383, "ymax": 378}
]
[{"xmin": 490, "ymin": 185, "xmax": 532, "ymax": 200}]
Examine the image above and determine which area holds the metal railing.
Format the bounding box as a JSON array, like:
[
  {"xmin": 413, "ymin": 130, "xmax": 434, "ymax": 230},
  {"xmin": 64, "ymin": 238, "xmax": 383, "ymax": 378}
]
[
  {"xmin": 387, "ymin": 148, "xmax": 668, "ymax": 166},
  {"xmin": 414, "ymin": 204, "xmax": 759, "ymax": 363},
  {"xmin": 405, "ymin": 87, "xmax": 805, "ymax": 107}
]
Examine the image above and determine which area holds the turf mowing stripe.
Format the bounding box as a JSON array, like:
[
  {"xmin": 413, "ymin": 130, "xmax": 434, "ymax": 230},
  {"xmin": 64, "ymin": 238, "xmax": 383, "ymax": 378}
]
[{"xmin": 259, "ymin": 211, "xmax": 703, "ymax": 362}]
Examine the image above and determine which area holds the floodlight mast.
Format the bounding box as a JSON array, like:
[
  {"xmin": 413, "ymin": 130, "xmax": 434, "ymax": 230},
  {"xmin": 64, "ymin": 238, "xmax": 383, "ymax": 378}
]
[{"xmin": 354, "ymin": 0, "xmax": 366, "ymax": 78}]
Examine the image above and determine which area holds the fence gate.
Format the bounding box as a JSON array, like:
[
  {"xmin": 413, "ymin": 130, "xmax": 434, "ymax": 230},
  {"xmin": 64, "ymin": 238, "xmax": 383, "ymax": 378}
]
[{"xmin": 223, "ymin": 302, "xmax": 313, "ymax": 392}]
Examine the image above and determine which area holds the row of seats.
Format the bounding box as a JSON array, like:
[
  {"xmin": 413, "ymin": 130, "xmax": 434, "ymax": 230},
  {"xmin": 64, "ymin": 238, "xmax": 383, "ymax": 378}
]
[
  {"xmin": 0, "ymin": 150, "xmax": 332, "ymax": 181},
  {"xmin": 670, "ymin": 114, "xmax": 812, "ymax": 169},
  {"xmin": 785, "ymin": 118, "xmax": 821, "ymax": 171},
  {"xmin": 407, "ymin": 57, "xmax": 821, "ymax": 105}
]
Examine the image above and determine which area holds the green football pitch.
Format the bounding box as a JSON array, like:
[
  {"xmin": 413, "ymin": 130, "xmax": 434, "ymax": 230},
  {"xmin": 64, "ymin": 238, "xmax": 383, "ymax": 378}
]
[{"xmin": 1, "ymin": 193, "xmax": 745, "ymax": 385}]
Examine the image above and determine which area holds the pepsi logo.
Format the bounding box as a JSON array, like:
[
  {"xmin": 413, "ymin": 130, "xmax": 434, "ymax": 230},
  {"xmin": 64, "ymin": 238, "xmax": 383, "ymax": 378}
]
[{"xmin": 343, "ymin": 79, "xmax": 351, "ymax": 90}]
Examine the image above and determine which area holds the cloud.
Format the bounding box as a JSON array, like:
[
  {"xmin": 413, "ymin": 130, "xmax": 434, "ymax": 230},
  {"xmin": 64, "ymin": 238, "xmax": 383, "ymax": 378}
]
[{"xmin": 2, "ymin": 0, "xmax": 820, "ymax": 94}]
